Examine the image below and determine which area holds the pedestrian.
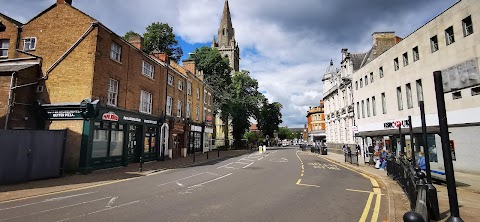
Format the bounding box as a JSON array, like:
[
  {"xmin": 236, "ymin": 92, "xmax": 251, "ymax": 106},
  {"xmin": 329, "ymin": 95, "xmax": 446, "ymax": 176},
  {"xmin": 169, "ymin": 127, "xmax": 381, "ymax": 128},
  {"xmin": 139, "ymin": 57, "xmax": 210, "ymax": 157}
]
[
  {"xmin": 417, "ymin": 151, "xmax": 426, "ymax": 171},
  {"xmin": 342, "ymin": 144, "xmax": 346, "ymax": 153},
  {"xmin": 379, "ymin": 150, "xmax": 387, "ymax": 170}
]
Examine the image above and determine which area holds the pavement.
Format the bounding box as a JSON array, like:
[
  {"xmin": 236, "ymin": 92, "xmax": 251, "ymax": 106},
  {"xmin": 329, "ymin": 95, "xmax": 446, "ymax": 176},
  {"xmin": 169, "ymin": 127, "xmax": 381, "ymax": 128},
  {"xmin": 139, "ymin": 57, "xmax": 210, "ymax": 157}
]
[
  {"xmin": 0, "ymin": 147, "xmax": 388, "ymax": 222},
  {"xmin": 0, "ymin": 149, "xmax": 251, "ymax": 202},
  {"xmin": 321, "ymin": 151, "xmax": 480, "ymax": 222}
]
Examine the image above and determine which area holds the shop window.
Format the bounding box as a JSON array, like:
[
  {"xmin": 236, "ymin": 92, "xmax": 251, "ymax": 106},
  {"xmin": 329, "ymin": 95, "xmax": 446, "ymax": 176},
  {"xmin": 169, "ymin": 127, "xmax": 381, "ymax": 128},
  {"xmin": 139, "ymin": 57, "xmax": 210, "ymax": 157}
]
[
  {"xmin": 92, "ymin": 122, "xmax": 125, "ymax": 158},
  {"xmin": 144, "ymin": 127, "xmax": 157, "ymax": 154},
  {"xmin": 463, "ymin": 16, "xmax": 473, "ymax": 37}
]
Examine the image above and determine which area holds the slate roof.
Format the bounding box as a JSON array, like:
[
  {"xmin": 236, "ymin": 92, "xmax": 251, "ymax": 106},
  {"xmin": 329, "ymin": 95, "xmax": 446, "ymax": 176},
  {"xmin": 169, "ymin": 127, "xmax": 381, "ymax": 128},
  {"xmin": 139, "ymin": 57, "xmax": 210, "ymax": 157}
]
[
  {"xmin": 350, "ymin": 53, "xmax": 367, "ymax": 71},
  {"xmin": 0, "ymin": 61, "xmax": 39, "ymax": 73}
]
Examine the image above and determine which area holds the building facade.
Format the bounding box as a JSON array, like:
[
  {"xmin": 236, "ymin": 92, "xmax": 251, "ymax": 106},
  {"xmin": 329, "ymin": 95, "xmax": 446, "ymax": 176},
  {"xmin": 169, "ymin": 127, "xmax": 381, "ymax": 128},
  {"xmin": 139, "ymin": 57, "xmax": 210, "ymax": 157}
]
[
  {"xmin": 306, "ymin": 100, "xmax": 326, "ymax": 143},
  {"xmin": 352, "ymin": 0, "xmax": 480, "ymax": 174},
  {"xmin": 0, "ymin": 0, "xmax": 214, "ymax": 172}
]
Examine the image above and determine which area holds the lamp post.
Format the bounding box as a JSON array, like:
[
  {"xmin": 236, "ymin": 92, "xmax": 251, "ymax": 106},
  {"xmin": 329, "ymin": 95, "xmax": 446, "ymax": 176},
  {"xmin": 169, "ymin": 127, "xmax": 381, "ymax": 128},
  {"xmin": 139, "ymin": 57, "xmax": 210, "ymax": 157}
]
[{"xmin": 433, "ymin": 71, "xmax": 463, "ymax": 222}]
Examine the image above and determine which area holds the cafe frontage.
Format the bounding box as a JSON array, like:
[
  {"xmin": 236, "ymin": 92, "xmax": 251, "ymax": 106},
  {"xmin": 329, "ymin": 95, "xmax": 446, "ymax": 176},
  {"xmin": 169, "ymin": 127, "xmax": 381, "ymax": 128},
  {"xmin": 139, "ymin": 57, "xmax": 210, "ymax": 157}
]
[{"xmin": 78, "ymin": 107, "xmax": 163, "ymax": 172}]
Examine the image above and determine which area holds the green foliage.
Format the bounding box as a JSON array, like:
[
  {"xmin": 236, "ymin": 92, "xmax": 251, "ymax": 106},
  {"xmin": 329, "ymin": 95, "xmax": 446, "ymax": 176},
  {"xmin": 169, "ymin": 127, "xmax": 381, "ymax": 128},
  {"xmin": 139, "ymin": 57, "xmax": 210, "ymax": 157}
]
[
  {"xmin": 257, "ymin": 99, "xmax": 283, "ymax": 138},
  {"xmin": 278, "ymin": 127, "xmax": 293, "ymax": 140},
  {"xmin": 190, "ymin": 46, "xmax": 232, "ymax": 117},
  {"xmin": 229, "ymin": 71, "xmax": 264, "ymax": 147},
  {"xmin": 143, "ymin": 22, "xmax": 183, "ymax": 62},
  {"xmin": 123, "ymin": 30, "xmax": 140, "ymax": 41}
]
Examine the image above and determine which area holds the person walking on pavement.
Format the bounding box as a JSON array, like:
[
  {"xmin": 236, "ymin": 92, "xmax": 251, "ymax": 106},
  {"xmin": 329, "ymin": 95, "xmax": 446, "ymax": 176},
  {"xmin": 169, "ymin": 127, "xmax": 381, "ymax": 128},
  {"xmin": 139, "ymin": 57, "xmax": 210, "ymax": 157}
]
[{"xmin": 417, "ymin": 151, "xmax": 426, "ymax": 171}]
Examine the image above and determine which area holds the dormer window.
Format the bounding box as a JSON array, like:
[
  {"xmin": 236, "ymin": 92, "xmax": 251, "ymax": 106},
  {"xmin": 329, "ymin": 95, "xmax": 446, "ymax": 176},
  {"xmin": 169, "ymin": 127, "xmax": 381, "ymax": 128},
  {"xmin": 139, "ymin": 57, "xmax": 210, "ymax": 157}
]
[{"xmin": 23, "ymin": 37, "xmax": 36, "ymax": 51}]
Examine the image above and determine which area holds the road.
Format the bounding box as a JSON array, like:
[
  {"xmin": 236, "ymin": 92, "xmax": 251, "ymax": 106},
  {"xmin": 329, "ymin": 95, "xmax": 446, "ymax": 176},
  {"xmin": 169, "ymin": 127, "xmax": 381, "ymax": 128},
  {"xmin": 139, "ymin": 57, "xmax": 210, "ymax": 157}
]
[{"xmin": 0, "ymin": 147, "xmax": 387, "ymax": 222}]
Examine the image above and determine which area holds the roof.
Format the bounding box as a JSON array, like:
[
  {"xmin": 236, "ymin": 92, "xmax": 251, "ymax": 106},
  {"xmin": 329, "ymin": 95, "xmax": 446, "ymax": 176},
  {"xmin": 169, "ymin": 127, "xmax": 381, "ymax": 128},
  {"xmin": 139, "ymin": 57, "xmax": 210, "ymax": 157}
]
[
  {"xmin": 350, "ymin": 53, "xmax": 367, "ymax": 71},
  {"xmin": 0, "ymin": 12, "xmax": 23, "ymax": 27},
  {"xmin": 0, "ymin": 61, "xmax": 40, "ymax": 73}
]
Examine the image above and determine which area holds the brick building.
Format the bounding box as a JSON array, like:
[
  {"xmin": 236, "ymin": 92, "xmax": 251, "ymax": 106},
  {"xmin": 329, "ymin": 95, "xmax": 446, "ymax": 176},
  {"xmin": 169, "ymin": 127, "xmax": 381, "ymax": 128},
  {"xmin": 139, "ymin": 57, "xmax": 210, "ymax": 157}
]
[
  {"xmin": 0, "ymin": 0, "xmax": 214, "ymax": 172},
  {"xmin": 306, "ymin": 100, "xmax": 326, "ymax": 143}
]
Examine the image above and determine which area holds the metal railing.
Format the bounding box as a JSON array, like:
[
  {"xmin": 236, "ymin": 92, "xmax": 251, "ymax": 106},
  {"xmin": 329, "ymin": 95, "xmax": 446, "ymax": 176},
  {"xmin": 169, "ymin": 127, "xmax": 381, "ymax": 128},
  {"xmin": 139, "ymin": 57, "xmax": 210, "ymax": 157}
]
[{"xmin": 387, "ymin": 156, "xmax": 440, "ymax": 221}]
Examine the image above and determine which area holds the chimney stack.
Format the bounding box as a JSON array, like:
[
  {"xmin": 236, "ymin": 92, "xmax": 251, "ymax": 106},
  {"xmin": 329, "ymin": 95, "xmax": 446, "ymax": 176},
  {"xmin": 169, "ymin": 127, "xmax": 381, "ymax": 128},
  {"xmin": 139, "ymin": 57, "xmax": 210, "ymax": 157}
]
[
  {"xmin": 182, "ymin": 59, "xmax": 196, "ymax": 75},
  {"xmin": 128, "ymin": 35, "xmax": 144, "ymax": 51},
  {"xmin": 57, "ymin": 0, "xmax": 72, "ymax": 5},
  {"xmin": 149, "ymin": 50, "xmax": 169, "ymax": 64}
]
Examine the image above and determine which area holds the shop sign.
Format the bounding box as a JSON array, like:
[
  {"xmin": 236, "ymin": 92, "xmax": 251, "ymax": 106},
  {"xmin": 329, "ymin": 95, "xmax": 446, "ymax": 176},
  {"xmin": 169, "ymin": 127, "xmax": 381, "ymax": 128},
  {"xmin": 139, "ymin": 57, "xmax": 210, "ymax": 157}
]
[
  {"xmin": 206, "ymin": 116, "xmax": 213, "ymax": 124},
  {"xmin": 144, "ymin": 119, "xmax": 158, "ymax": 125},
  {"xmin": 205, "ymin": 127, "xmax": 214, "ymax": 134},
  {"xmin": 123, "ymin": 116, "xmax": 141, "ymax": 122},
  {"xmin": 384, "ymin": 119, "xmax": 410, "ymax": 129},
  {"xmin": 173, "ymin": 124, "xmax": 184, "ymax": 132},
  {"xmin": 190, "ymin": 125, "xmax": 202, "ymax": 132},
  {"xmin": 47, "ymin": 109, "xmax": 82, "ymax": 119},
  {"xmin": 102, "ymin": 112, "xmax": 119, "ymax": 121}
]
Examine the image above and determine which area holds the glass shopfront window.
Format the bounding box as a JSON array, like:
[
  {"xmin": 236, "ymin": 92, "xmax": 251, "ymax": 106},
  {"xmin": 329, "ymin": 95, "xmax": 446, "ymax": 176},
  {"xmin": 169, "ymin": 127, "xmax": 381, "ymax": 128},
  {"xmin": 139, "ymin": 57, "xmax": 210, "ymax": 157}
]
[
  {"xmin": 92, "ymin": 121, "xmax": 125, "ymax": 158},
  {"xmin": 144, "ymin": 127, "xmax": 158, "ymax": 154}
]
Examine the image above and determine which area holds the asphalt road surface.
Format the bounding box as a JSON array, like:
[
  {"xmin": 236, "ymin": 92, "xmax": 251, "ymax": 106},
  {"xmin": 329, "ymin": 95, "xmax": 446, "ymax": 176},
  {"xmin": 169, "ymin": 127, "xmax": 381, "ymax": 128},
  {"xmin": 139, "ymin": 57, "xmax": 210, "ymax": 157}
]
[{"xmin": 0, "ymin": 147, "xmax": 387, "ymax": 222}]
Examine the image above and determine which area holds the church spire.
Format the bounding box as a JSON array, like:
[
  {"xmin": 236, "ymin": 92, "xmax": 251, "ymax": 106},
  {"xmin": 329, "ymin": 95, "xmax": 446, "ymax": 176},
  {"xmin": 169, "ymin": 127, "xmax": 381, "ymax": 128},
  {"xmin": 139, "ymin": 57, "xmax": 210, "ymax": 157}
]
[{"xmin": 218, "ymin": 0, "xmax": 234, "ymax": 48}]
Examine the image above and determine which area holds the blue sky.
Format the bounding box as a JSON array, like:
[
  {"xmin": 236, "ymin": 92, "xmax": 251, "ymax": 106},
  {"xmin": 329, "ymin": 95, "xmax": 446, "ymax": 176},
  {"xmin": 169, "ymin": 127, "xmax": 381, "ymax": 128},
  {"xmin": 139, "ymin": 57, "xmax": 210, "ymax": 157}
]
[{"xmin": 0, "ymin": 0, "xmax": 458, "ymax": 128}]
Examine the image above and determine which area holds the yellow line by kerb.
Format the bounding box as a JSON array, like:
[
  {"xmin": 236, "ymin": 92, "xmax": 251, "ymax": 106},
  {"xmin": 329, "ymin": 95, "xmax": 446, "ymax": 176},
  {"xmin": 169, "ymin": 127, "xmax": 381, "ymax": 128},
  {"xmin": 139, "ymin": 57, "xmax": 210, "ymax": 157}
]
[{"xmin": 359, "ymin": 193, "xmax": 374, "ymax": 222}]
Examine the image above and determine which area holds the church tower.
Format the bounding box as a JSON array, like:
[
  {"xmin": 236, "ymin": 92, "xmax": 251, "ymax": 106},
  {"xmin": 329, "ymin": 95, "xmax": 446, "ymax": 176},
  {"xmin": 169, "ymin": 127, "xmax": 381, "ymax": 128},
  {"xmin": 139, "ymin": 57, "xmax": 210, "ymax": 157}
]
[{"xmin": 212, "ymin": 0, "xmax": 240, "ymax": 73}]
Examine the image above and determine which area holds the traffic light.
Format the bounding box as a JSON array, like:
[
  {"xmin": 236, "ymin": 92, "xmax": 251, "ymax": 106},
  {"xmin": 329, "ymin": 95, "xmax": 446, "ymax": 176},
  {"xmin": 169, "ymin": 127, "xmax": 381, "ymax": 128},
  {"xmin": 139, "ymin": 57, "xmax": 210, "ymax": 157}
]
[{"xmin": 80, "ymin": 99, "xmax": 99, "ymax": 119}]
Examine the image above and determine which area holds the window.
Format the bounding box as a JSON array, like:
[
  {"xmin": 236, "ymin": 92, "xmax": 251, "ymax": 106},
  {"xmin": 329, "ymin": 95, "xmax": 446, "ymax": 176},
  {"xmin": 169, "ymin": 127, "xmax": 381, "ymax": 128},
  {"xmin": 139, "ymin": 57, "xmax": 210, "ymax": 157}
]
[
  {"xmin": 452, "ymin": 91, "xmax": 462, "ymax": 100},
  {"xmin": 23, "ymin": 37, "xmax": 36, "ymax": 51},
  {"xmin": 92, "ymin": 122, "xmax": 125, "ymax": 158},
  {"xmin": 430, "ymin": 35, "xmax": 439, "ymax": 52},
  {"xmin": 445, "ymin": 26, "xmax": 455, "ymax": 45},
  {"xmin": 372, "ymin": 96, "xmax": 376, "ymax": 116},
  {"xmin": 107, "ymin": 78, "xmax": 118, "ymax": 106},
  {"xmin": 406, "ymin": 83, "xmax": 413, "ymax": 109},
  {"xmin": 360, "ymin": 78, "xmax": 363, "ymax": 88},
  {"xmin": 366, "ymin": 98, "xmax": 370, "ymax": 117},
  {"xmin": 187, "ymin": 82, "xmax": 192, "ymax": 95},
  {"xmin": 140, "ymin": 90, "xmax": 152, "ymax": 114},
  {"xmin": 370, "ymin": 72, "xmax": 374, "ymax": 83},
  {"xmin": 416, "ymin": 79, "xmax": 424, "ymax": 103},
  {"xmin": 142, "ymin": 61, "xmax": 154, "ymax": 78},
  {"xmin": 196, "ymin": 88, "xmax": 200, "ymax": 100},
  {"xmin": 204, "ymin": 90, "xmax": 207, "ymax": 104},
  {"xmin": 177, "ymin": 100, "xmax": 182, "ymax": 117},
  {"xmin": 178, "ymin": 80, "xmax": 183, "ymax": 91},
  {"xmin": 187, "ymin": 101, "xmax": 191, "ymax": 118},
  {"xmin": 403, "ymin": 52, "xmax": 408, "ymax": 66},
  {"xmin": 463, "ymin": 16, "xmax": 474, "ymax": 37},
  {"xmin": 364, "ymin": 76, "xmax": 368, "ymax": 86},
  {"xmin": 382, "ymin": 93, "xmax": 387, "ymax": 114},
  {"xmin": 355, "ymin": 81, "xmax": 358, "ymax": 90},
  {"xmin": 357, "ymin": 102, "xmax": 360, "ymax": 119},
  {"xmin": 208, "ymin": 93, "xmax": 211, "ymax": 105},
  {"xmin": 0, "ymin": 39, "xmax": 9, "ymax": 58},
  {"xmin": 196, "ymin": 107, "xmax": 200, "ymax": 121},
  {"xmin": 110, "ymin": 42, "xmax": 121, "ymax": 62},
  {"xmin": 471, "ymin": 87, "xmax": 480, "ymax": 96},
  {"xmin": 397, "ymin": 87, "xmax": 403, "ymax": 111},
  {"xmin": 361, "ymin": 100, "xmax": 365, "ymax": 118},
  {"xmin": 166, "ymin": 96, "xmax": 173, "ymax": 115},
  {"xmin": 413, "ymin": 46, "xmax": 419, "ymax": 62},
  {"xmin": 394, "ymin": 58, "xmax": 399, "ymax": 71},
  {"xmin": 379, "ymin": 67, "xmax": 384, "ymax": 78},
  {"xmin": 167, "ymin": 74, "xmax": 173, "ymax": 86}
]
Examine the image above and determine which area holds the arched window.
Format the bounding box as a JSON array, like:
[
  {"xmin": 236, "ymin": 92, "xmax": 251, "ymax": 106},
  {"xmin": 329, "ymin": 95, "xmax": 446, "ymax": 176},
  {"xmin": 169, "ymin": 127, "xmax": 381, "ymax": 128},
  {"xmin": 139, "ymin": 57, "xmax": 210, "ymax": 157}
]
[{"xmin": 223, "ymin": 28, "xmax": 226, "ymax": 36}]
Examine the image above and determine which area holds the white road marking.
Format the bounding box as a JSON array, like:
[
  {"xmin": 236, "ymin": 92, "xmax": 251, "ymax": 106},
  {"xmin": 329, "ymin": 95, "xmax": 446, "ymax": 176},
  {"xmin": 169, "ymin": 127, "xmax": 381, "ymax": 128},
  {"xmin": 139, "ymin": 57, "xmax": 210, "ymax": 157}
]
[
  {"xmin": 188, "ymin": 173, "xmax": 233, "ymax": 188},
  {"xmin": 205, "ymin": 172, "xmax": 219, "ymax": 176},
  {"xmin": 242, "ymin": 162, "xmax": 254, "ymax": 168},
  {"xmin": 0, "ymin": 196, "xmax": 111, "ymax": 222},
  {"xmin": 56, "ymin": 200, "xmax": 140, "ymax": 222},
  {"xmin": 217, "ymin": 162, "xmax": 238, "ymax": 169},
  {"xmin": 234, "ymin": 162, "xmax": 250, "ymax": 165},
  {"xmin": 269, "ymin": 158, "xmax": 288, "ymax": 162},
  {"xmin": 176, "ymin": 181, "xmax": 184, "ymax": 187},
  {"xmin": 157, "ymin": 172, "xmax": 205, "ymax": 186},
  {"xmin": 105, "ymin": 197, "xmax": 118, "ymax": 207},
  {"xmin": 0, "ymin": 192, "xmax": 97, "ymax": 211},
  {"xmin": 238, "ymin": 158, "xmax": 255, "ymax": 162}
]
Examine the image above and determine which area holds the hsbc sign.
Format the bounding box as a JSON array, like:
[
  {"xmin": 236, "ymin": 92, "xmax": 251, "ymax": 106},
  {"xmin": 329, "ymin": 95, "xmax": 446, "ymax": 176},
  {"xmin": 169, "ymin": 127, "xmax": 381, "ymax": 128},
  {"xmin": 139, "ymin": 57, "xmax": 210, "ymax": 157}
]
[{"xmin": 384, "ymin": 119, "xmax": 410, "ymax": 129}]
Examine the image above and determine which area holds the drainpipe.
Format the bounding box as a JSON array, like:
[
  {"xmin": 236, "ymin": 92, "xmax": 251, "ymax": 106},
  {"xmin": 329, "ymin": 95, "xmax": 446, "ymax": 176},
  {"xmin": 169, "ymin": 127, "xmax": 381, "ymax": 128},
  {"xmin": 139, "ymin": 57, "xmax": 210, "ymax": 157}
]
[{"xmin": 5, "ymin": 72, "xmax": 16, "ymax": 129}]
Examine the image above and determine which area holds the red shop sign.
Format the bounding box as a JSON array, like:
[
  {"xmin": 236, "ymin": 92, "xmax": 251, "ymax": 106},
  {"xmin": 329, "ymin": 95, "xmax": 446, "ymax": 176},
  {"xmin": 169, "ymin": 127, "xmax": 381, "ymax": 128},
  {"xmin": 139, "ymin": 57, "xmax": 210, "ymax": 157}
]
[{"xmin": 102, "ymin": 112, "xmax": 119, "ymax": 121}]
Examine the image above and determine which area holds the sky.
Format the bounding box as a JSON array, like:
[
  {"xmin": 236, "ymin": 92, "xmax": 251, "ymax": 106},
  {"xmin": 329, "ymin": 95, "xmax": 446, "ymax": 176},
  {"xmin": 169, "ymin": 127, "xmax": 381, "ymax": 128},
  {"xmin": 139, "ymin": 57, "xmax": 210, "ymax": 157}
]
[{"xmin": 0, "ymin": 0, "xmax": 457, "ymax": 128}]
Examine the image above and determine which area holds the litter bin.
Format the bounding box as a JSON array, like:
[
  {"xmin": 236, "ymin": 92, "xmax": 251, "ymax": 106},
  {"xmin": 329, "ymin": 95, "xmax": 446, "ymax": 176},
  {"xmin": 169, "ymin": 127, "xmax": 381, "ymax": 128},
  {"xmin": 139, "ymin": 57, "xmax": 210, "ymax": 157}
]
[{"xmin": 321, "ymin": 146, "xmax": 327, "ymax": 155}]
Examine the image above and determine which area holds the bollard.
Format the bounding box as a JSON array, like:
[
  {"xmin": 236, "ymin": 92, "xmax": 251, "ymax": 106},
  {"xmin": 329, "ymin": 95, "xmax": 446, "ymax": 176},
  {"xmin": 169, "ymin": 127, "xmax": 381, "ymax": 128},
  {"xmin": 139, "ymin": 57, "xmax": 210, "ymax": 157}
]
[
  {"xmin": 263, "ymin": 145, "xmax": 267, "ymax": 153},
  {"xmin": 403, "ymin": 211, "xmax": 425, "ymax": 222},
  {"xmin": 139, "ymin": 156, "xmax": 143, "ymax": 172},
  {"xmin": 218, "ymin": 148, "xmax": 220, "ymax": 157},
  {"xmin": 259, "ymin": 146, "xmax": 263, "ymax": 153}
]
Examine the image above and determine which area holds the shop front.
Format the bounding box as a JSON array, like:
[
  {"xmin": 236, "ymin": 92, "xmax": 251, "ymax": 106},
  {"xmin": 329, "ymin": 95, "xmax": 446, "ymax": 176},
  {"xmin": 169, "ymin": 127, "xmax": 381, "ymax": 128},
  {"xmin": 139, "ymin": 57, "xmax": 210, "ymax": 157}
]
[
  {"xmin": 79, "ymin": 107, "xmax": 162, "ymax": 172},
  {"xmin": 189, "ymin": 124, "xmax": 203, "ymax": 154},
  {"xmin": 169, "ymin": 118, "xmax": 186, "ymax": 158},
  {"xmin": 204, "ymin": 126, "xmax": 214, "ymax": 152}
]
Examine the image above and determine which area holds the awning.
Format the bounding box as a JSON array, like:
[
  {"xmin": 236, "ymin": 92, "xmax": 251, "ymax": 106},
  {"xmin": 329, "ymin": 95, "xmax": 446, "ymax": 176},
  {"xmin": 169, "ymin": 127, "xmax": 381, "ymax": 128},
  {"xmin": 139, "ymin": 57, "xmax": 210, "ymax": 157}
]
[
  {"xmin": 0, "ymin": 62, "xmax": 40, "ymax": 73},
  {"xmin": 355, "ymin": 126, "xmax": 441, "ymax": 137}
]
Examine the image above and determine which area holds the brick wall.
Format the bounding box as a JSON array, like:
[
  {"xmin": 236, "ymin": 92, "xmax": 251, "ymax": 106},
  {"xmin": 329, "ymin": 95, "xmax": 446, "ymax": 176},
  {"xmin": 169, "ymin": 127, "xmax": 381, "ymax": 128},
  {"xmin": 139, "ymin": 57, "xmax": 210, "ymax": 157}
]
[
  {"xmin": 48, "ymin": 120, "xmax": 84, "ymax": 172},
  {"xmin": 0, "ymin": 14, "xmax": 20, "ymax": 59}
]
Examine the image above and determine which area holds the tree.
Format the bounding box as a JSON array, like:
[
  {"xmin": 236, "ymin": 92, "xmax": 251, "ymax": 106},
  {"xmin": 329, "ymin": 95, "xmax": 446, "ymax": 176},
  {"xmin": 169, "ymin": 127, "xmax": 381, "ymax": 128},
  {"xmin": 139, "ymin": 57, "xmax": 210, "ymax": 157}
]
[
  {"xmin": 229, "ymin": 71, "xmax": 264, "ymax": 147},
  {"xmin": 257, "ymin": 99, "xmax": 283, "ymax": 138},
  {"xmin": 143, "ymin": 22, "xmax": 183, "ymax": 62},
  {"xmin": 278, "ymin": 127, "xmax": 293, "ymax": 140},
  {"xmin": 123, "ymin": 30, "xmax": 140, "ymax": 41}
]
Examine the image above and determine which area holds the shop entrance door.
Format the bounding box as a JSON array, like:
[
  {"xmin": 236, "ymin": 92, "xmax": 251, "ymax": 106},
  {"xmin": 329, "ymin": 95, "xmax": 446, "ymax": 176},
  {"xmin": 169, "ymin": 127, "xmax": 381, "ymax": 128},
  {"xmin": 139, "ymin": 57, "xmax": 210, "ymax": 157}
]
[{"xmin": 128, "ymin": 125, "xmax": 142, "ymax": 163}]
